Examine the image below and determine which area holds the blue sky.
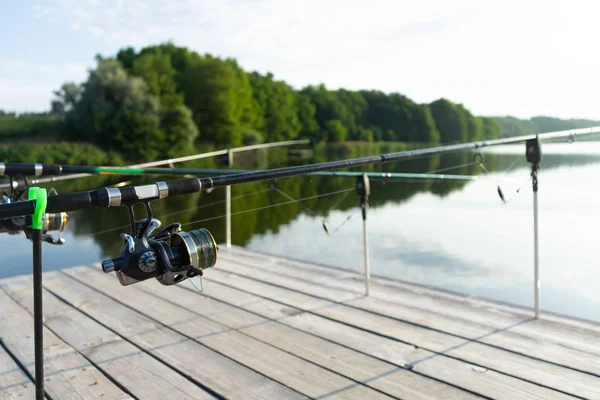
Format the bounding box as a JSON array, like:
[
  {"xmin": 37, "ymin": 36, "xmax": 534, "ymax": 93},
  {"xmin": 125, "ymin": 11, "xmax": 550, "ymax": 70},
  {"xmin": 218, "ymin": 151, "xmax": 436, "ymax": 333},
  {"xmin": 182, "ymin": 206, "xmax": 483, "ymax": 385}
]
[{"xmin": 1, "ymin": 0, "xmax": 599, "ymax": 120}]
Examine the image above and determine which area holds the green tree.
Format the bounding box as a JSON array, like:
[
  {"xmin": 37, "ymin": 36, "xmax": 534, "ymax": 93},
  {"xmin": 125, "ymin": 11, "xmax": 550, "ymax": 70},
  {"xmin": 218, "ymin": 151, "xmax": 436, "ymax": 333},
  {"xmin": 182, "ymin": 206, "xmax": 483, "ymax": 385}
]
[
  {"xmin": 62, "ymin": 60, "xmax": 167, "ymax": 160},
  {"xmin": 131, "ymin": 52, "xmax": 181, "ymax": 106},
  {"xmin": 456, "ymin": 104, "xmax": 483, "ymax": 142},
  {"xmin": 411, "ymin": 104, "xmax": 440, "ymax": 143},
  {"xmin": 295, "ymin": 92, "xmax": 320, "ymax": 142},
  {"xmin": 136, "ymin": 43, "xmax": 194, "ymax": 89},
  {"xmin": 492, "ymin": 116, "xmax": 533, "ymax": 137},
  {"xmin": 358, "ymin": 127, "xmax": 374, "ymax": 142},
  {"xmin": 160, "ymin": 104, "xmax": 199, "ymax": 156},
  {"xmin": 482, "ymin": 117, "xmax": 501, "ymax": 139},
  {"xmin": 429, "ymin": 98, "xmax": 468, "ymax": 142},
  {"xmin": 116, "ymin": 47, "xmax": 136, "ymax": 71},
  {"xmin": 51, "ymin": 82, "xmax": 82, "ymax": 116},
  {"xmin": 181, "ymin": 55, "xmax": 257, "ymax": 146},
  {"xmin": 324, "ymin": 119, "xmax": 347, "ymax": 142},
  {"xmin": 129, "ymin": 51, "xmax": 199, "ymax": 153},
  {"xmin": 301, "ymin": 85, "xmax": 353, "ymax": 139},
  {"xmin": 249, "ymin": 72, "xmax": 301, "ymax": 142},
  {"xmin": 335, "ymin": 89, "xmax": 367, "ymax": 140},
  {"xmin": 360, "ymin": 91, "xmax": 416, "ymax": 142}
]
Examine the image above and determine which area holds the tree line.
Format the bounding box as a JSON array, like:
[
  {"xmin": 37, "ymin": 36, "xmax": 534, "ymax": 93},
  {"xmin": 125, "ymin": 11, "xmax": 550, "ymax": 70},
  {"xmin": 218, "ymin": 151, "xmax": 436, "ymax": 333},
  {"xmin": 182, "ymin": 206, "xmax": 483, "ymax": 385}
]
[
  {"xmin": 50, "ymin": 43, "xmax": 506, "ymax": 160},
  {"xmin": 494, "ymin": 116, "xmax": 600, "ymax": 137},
  {"xmin": 2, "ymin": 43, "xmax": 599, "ymax": 163}
]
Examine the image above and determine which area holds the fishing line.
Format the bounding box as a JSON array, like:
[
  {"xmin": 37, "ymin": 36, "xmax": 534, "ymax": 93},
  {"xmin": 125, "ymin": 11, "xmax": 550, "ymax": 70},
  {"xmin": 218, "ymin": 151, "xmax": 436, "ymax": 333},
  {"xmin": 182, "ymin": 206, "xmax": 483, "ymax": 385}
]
[
  {"xmin": 270, "ymin": 184, "xmax": 355, "ymax": 236},
  {"xmin": 83, "ymin": 187, "xmax": 272, "ymax": 237},
  {"xmin": 319, "ymin": 189, "xmax": 355, "ymax": 236},
  {"xmin": 473, "ymin": 153, "xmax": 516, "ymax": 203},
  {"xmin": 426, "ymin": 161, "xmax": 481, "ymax": 174},
  {"xmin": 323, "ymin": 213, "xmax": 355, "ymax": 236},
  {"xmin": 158, "ymin": 187, "xmax": 272, "ymax": 220},
  {"xmin": 181, "ymin": 188, "xmax": 355, "ymax": 229},
  {"xmin": 424, "ymin": 151, "xmax": 517, "ymax": 204},
  {"xmin": 503, "ymin": 153, "xmax": 523, "ymax": 174},
  {"xmin": 478, "ymin": 152, "xmax": 530, "ymax": 204},
  {"xmin": 190, "ymin": 275, "xmax": 204, "ymax": 293},
  {"xmin": 270, "ymin": 185, "xmax": 320, "ymax": 216}
]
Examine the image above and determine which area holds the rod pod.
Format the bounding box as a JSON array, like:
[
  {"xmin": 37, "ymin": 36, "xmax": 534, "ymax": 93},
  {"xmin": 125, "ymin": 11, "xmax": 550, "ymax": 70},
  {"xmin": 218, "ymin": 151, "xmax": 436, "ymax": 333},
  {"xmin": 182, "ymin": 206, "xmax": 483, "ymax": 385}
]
[{"xmin": 356, "ymin": 174, "xmax": 371, "ymax": 295}]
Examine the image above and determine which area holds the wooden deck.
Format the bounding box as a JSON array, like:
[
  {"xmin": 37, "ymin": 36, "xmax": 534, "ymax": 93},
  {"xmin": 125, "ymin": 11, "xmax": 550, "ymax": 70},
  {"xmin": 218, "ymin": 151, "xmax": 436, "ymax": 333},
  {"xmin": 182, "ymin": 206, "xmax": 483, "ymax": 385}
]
[{"xmin": 1, "ymin": 246, "xmax": 599, "ymax": 399}]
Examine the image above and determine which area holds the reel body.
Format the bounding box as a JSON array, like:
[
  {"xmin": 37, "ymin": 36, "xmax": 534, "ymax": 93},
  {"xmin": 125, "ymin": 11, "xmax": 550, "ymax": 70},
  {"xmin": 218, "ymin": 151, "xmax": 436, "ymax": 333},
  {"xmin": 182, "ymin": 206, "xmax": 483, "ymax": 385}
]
[
  {"xmin": 0, "ymin": 190, "xmax": 68, "ymax": 244},
  {"xmin": 101, "ymin": 202, "xmax": 218, "ymax": 286}
]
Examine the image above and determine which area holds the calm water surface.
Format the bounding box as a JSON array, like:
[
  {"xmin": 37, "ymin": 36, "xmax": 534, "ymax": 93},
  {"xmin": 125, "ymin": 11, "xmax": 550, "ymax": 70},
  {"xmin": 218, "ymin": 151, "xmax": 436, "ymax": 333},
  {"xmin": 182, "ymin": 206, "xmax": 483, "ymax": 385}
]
[{"xmin": 1, "ymin": 142, "xmax": 599, "ymax": 322}]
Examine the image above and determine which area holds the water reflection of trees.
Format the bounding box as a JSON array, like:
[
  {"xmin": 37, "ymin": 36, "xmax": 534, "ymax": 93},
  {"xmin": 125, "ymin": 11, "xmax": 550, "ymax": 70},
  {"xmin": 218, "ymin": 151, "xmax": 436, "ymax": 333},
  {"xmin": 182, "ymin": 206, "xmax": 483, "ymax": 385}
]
[{"xmin": 36, "ymin": 144, "xmax": 600, "ymax": 256}]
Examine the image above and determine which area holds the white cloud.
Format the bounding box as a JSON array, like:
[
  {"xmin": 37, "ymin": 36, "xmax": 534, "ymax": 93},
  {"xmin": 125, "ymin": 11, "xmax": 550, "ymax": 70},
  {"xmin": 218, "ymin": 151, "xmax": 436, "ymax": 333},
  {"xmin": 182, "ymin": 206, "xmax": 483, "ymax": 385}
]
[{"xmin": 21, "ymin": 0, "xmax": 600, "ymax": 119}]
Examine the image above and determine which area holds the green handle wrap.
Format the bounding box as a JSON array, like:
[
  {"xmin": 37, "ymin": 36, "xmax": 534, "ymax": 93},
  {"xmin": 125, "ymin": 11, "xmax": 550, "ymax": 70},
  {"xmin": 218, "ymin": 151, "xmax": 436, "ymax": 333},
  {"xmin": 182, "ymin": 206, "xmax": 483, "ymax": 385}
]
[{"xmin": 28, "ymin": 187, "xmax": 47, "ymax": 230}]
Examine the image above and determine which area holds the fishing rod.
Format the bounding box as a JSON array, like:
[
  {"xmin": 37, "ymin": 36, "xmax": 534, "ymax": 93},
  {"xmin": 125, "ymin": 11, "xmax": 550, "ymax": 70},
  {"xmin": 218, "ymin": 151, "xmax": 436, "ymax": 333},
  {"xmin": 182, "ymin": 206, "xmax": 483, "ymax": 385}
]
[
  {"xmin": 1, "ymin": 126, "xmax": 597, "ymax": 220},
  {"xmin": 0, "ymin": 139, "xmax": 310, "ymax": 189},
  {"xmin": 0, "ymin": 167, "xmax": 474, "ymax": 246},
  {"xmin": 0, "ymin": 165, "xmax": 475, "ymax": 243},
  {"xmin": 0, "ymin": 164, "xmax": 479, "ymax": 181},
  {"xmin": 0, "ymin": 140, "xmax": 310, "ymax": 244}
]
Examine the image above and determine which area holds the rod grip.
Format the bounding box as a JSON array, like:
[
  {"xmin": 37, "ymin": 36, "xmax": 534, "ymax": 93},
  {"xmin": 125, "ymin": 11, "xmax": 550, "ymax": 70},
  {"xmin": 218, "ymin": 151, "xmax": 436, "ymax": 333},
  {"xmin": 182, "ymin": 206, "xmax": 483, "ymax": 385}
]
[
  {"xmin": 167, "ymin": 178, "xmax": 201, "ymax": 196},
  {"xmin": 0, "ymin": 201, "xmax": 35, "ymax": 218},
  {"xmin": 47, "ymin": 192, "xmax": 92, "ymax": 213},
  {"xmin": 42, "ymin": 164, "xmax": 62, "ymax": 175},
  {"xmin": 2, "ymin": 163, "xmax": 62, "ymax": 176},
  {"xmin": 3, "ymin": 163, "xmax": 37, "ymax": 176}
]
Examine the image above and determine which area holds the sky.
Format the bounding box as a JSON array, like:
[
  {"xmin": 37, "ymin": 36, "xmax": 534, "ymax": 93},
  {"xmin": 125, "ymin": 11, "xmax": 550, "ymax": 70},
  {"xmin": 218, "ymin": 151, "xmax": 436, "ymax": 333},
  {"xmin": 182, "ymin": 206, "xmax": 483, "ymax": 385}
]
[{"xmin": 1, "ymin": 0, "xmax": 598, "ymax": 120}]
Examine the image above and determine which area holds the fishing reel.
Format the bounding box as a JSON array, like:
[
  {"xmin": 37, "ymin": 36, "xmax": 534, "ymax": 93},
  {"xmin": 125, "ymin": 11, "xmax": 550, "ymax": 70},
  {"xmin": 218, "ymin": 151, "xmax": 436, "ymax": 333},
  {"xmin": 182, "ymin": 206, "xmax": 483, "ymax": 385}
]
[
  {"xmin": 0, "ymin": 189, "xmax": 68, "ymax": 244},
  {"xmin": 101, "ymin": 202, "xmax": 218, "ymax": 286}
]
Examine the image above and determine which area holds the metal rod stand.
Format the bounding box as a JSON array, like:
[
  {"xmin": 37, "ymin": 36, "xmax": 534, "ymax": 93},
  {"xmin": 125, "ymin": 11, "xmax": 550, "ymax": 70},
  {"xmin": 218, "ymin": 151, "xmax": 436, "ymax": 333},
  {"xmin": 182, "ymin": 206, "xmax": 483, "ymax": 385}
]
[
  {"xmin": 362, "ymin": 204, "xmax": 371, "ymax": 296},
  {"xmin": 225, "ymin": 149, "xmax": 233, "ymax": 249},
  {"xmin": 225, "ymin": 185, "xmax": 231, "ymax": 249},
  {"xmin": 532, "ymin": 166, "xmax": 540, "ymax": 319},
  {"xmin": 32, "ymin": 228, "xmax": 44, "ymax": 399},
  {"xmin": 356, "ymin": 173, "xmax": 371, "ymax": 296},
  {"xmin": 526, "ymin": 136, "xmax": 542, "ymax": 319}
]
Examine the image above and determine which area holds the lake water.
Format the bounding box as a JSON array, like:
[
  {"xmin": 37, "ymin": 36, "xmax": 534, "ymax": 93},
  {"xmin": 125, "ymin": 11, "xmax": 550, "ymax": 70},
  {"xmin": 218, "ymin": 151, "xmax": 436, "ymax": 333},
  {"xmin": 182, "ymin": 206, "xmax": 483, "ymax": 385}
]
[{"xmin": 1, "ymin": 142, "xmax": 599, "ymax": 322}]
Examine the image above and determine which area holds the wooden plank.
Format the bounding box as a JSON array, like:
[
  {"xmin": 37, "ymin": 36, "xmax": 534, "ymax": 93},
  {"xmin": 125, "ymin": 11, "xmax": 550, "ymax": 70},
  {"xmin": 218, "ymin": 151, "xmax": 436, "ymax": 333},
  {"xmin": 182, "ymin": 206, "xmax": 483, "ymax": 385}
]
[
  {"xmin": 216, "ymin": 255, "xmax": 600, "ymax": 375},
  {"xmin": 0, "ymin": 344, "xmax": 35, "ymax": 400},
  {"xmin": 41, "ymin": 268, "xmax": 307, "ymax": 400},
  {"xmin": 206, "ymin": 266, "xmax": 598, "ymax": 399},
  {"xmin": 225, "ymin": 247, "xmax": 600, "ymax": 351},
  {"xmin": 0, "ymin": 286, "xmax": 130, "ymax": 399},
  {"xmin": 66, "ymin": 266, "xmax": 392, "ymax": 400},
  {"xmin": 1, "ymin": 274, "xmax": 215, "ymax": 400},
  {"xmin": 135, "ymin": 278, "xmax": 482, "ymax": 400}
]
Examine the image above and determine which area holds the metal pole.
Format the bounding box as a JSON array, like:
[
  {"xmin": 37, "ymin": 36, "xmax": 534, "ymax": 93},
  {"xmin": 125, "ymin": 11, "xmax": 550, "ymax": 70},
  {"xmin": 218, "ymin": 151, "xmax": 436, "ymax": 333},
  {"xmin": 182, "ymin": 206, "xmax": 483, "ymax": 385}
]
[
  {"xmin": 363, "ymin": 213, "xmax": 371, "ymax": 296},
  {"xmin": 225, "ymin": 149, "xmax": 233, "ymax": 249},
  {"xmin": 32, "ymin": 228, "xmax": 44, "ymax": 399},
  {"xmin": 357, "ymin": 173, "xmax": 371, "ymax": 296},
  {"xmin": 225, "ymin": 185, "xmax": 231, "ymax": 249},
  {"xmin": 533, "ymin": 168, "xmax": 540, "ymax": 319}
]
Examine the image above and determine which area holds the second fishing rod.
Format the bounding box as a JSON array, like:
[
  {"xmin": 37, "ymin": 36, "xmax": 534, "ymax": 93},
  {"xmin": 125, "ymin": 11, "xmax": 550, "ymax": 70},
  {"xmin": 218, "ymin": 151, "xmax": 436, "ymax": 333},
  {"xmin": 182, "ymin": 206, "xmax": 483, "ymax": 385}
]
[{"xmin": 0, "ymin": 164, "xmax": 477, "ymax": 180}]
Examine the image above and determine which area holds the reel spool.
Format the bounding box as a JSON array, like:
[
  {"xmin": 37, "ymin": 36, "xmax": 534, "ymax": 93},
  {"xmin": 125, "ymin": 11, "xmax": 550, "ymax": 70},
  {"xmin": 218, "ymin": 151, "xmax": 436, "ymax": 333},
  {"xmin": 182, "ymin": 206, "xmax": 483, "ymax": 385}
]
[
  {"xmin": 43, "ymin": 211, "xmax": 68, "ymax": 233},
  {"xmin": 0, "ymin": 189, "xmax": 68, "ymax": 244},
  {"xmin": 101, "ymin": 201, "xmax": 218, "ymax": 286}
]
